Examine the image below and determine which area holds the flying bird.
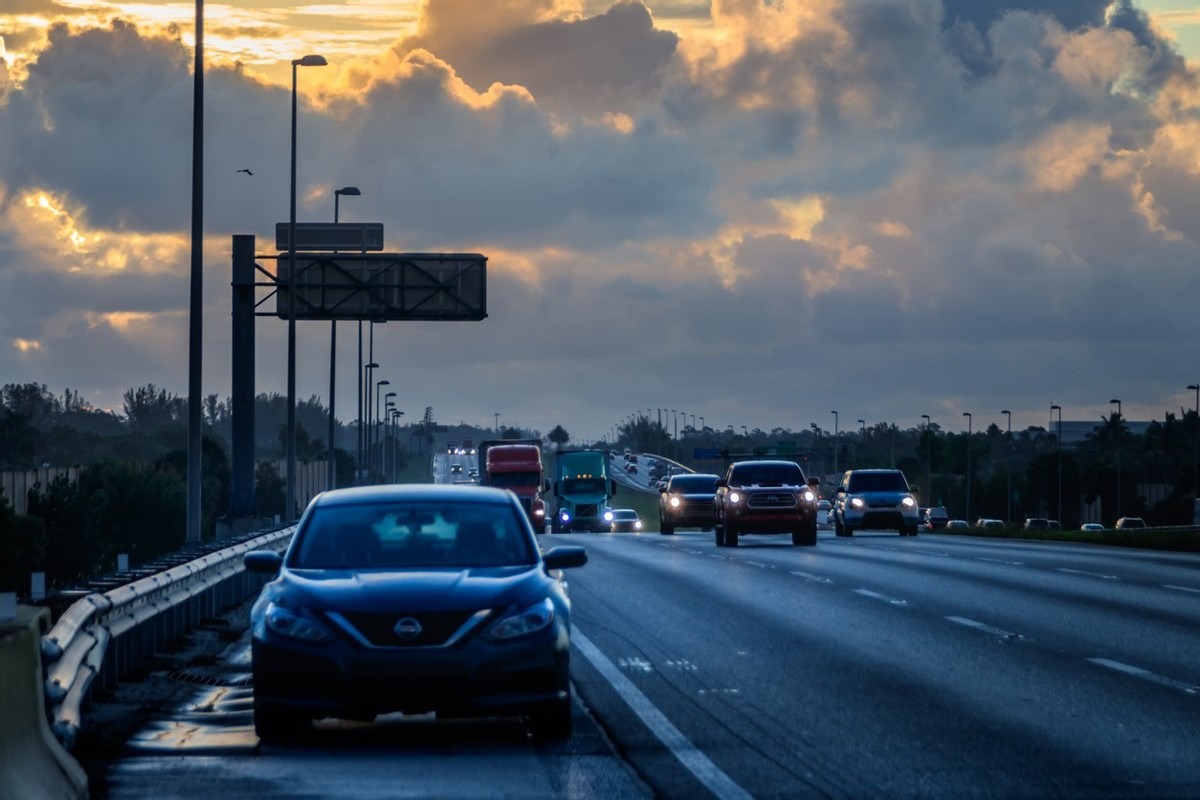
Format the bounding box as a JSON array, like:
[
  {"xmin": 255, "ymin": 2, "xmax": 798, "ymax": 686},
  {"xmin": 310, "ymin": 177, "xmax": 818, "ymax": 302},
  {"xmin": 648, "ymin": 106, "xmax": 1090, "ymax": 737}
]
[{"xmin": 237, "ymin": 168, "xmax": 253, "ymax": 175}]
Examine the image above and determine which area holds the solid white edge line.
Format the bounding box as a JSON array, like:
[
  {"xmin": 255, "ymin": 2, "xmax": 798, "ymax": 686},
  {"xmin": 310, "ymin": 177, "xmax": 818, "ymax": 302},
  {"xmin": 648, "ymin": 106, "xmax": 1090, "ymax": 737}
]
[
  {"xmin": 1163, "ymin": 584, "xmax": 1200, "ymax": 594},
  {"xmin": 572, "ymin": 628, "xmax": 755, "ymax": 800},
  {"xmin": 1088, "ymin": 658, "xmax": 1200, "ymax": 695}
]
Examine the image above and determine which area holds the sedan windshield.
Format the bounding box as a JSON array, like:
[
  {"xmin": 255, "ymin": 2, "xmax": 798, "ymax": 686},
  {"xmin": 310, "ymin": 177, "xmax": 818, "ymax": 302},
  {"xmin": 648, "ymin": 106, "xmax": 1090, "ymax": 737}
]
[{"xmin": 290, "ymin": 501, "xmax": 536, "ymax": 569}]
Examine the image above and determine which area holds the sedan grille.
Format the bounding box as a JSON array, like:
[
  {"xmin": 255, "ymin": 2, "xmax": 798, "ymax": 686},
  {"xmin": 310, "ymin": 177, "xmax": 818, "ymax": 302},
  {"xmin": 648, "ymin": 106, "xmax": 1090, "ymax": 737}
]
[{"xmin": 333, "ymin": 610, "xmax": 483, "ymax": 648}]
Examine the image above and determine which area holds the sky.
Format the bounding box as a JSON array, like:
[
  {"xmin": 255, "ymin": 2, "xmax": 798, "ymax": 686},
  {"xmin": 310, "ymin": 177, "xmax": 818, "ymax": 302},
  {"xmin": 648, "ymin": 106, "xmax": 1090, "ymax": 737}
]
[{"xmin": 2, "ymin": 0, "xmax": 1200, "ymax": 444}]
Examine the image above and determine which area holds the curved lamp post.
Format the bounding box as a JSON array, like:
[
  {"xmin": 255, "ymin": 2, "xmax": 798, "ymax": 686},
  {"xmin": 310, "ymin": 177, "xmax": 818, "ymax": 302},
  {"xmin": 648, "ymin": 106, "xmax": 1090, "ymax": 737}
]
[
  {"xmin": 286, "ymin": 53, "xmax": 327, "ymax": 517},
  {"xmin": 1050, "ymin": 405, "xmax": 1062, "ymax": 523},
  {"xmin": 1001, "ymin": 410, "xmax": 1011, "ymax": 523}
]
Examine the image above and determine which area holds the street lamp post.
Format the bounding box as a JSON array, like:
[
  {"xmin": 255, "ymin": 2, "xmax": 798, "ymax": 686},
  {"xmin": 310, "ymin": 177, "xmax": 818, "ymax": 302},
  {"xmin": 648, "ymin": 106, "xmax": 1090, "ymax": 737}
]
[
  {"xmin": 286, "ymin": 53, "xmax": 327, "ymax": 518},
  {"xmin": 374, "ymin": 380, "xmax": 391, "ymax": 479},
  {"xmin": 921, "ymin": 415, "xmax": 931, "ymax": 502},
  {"xmin": 1051, "ymin": 404, "xmax": 1062, "ymax": 523},
  {"xmin": 362, "ymin": 361, "xmax": 378, "ymax": 482},
  {"xmin": 1110, "ymin": 398, "xmax": 1122, "ymax": 521},
  {"xmin": 963, "ymin": 412, "xmax": 972, "ymax": 523},
  {"xmin": 1188, "ymin": 384, "xmax": 1199, "ymax": 503},
  {"xmin": 858, "ymin": 419, "xmax": 866, "ymax": 466},
  {"xmin": 326, "ymin": 186, "xmax": 361, "ymax": 490},
  {"xmin": 1001, "ymin": 410, "xmax": 1012, "ymax": 523},
  {"xmin": 831, "ymin": 411, "xmax": 839, "ymax": 476}
]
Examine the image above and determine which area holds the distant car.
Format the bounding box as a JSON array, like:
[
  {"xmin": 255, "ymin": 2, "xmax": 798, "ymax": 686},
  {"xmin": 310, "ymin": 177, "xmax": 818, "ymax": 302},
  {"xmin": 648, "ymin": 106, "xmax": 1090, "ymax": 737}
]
[
  {"xmin": 604, "ymin": 508, "xmax": 643, "ymax": 532},
  {"xmin": 832, "ymin": 468, "xmax": 920, "ymax": 536},
  {"xmin": 714, "ymin": 460, "xmax": 819, "ymax": 547},
  {"xmin": 625, "ymin": 463, "xmax": 638, "ymax": 474},
  {"xmin": 242, "ymin": 484, "xmax": 588, "ymax": 743},
  {"xmin": 450, "ymin": 463, "xmax": 463, "ymax": 475},
  {"xmin": 1115, "ymin": 516, "xmax": 1147, "ymax": 529},
  {"xmin": 1023, "ymin": 518, "xmax": 1051, "ymax": 530},
  {"xmin": 817, "ymin": 498, "xmax": 832, "ymax": 526},
  {"xmin": 923, "ymin": 506, "xmax": 949, "ymax": 530},
  {"xmin": 467, "ymin": 467, "xmax": 479, "ymax": 479},
  {"xmin": 975, "ymin": 518, "xmax": 1004, "ymax": 529},
  {"xmin": 659, "ymin": 473, "xmax": 720, "ymax": 534},
  {"xmin": 945, "ymin": 519, "xmax": 969, "ymax": 530},
  {"xmin": 1080, "ymin": 522, "xmax": 1105, "ymax": 532}
]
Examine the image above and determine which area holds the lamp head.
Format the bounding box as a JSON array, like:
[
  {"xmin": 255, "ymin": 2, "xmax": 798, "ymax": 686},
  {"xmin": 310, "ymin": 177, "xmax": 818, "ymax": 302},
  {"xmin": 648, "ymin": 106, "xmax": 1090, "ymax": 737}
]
[
  {"xmin": 292, "ymin": 54, "xmax": 328, "ymax": 67},
  {"xmin": 335, "ymin": 186, "xmax": 361, "ymax": 197}
]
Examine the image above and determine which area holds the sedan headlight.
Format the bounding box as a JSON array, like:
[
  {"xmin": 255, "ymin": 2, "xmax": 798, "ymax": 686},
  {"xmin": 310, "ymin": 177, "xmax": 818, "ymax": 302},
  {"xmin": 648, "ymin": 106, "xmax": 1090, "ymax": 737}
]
[
  {"xmin": 901, "ymin": 496, "xmax": 916, "ymax": 508},
  {"xmin": 488, "ymin": 598, "xmax": 555, "ymax": 641},
  {"xmin": 850, "ymin": 497, "xmax": 865, "ymax": 510},
  {"xmin": 264, "ymin": 602, "xmax": 333, "ymax": 644}
]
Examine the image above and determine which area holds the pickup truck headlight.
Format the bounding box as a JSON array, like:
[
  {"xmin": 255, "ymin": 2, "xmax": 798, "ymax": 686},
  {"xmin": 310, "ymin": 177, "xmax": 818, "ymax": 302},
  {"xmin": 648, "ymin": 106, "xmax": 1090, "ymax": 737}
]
[
  {"xmin": 901, "ymin": 496, "xmax": 916, "ymax": 508},
  {"xmin": 801, "ymin": 490, "xmax": 816, "ymax": 503},
  {"xmin": 669, "ymin": 496, "xmax": 681, "ymax": 508},
  {"xmin": 728, "ymin": 491, "xmax": 742, "ymax": 504},
  {"xmin": 850, "ymin": 497, "xmax": 865, "ymax": 510}
]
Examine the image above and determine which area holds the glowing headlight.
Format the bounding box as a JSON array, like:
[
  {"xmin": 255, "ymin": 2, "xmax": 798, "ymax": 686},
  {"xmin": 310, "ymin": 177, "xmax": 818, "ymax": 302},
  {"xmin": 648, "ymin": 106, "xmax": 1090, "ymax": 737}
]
[
  {"xmin": 802, "ymin": 490, "xmax": 816, "ymax": 503},
  {"xmin": 901, "ymin": 496, "xmax": 916, "ymax": 508},
  {"xmin": 534, "ymin": 506, "xmax": 545, "ymax": 518},
  {"xmin": 729, "ymin": 491, "xmax": 742, "ymax": 504},
  {"xmin": 559, "ymin": 510, "xmax": 571, "ymax": 523},
  {"xmin": 264, "ymin": 602, "xmax": 332, "ymax": 644},
  {"xmin": 489, "ymin": 598, "xmax": 555, "ymax": 640},
  {"xmin": 604, "ymin": 510, "xmax": 614, "ymax": 522},
  {"xmin": 669, "ymin": 496, "xmax": 681, "ymax": 508},
  {"xmin": 635, "ymin": 520, "xmax": 643, "ymax": 530},
  {"xmin": 850, "ymin": 497, "xmax": 865, "ymax": 509}
]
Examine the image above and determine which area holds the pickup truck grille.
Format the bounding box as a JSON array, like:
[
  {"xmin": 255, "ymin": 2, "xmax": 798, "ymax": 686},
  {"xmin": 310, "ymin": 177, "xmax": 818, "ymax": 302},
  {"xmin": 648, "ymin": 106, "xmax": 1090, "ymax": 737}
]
[{"xmin": 747, "ymin": 491, "xmax": 797, "ymax": 509}]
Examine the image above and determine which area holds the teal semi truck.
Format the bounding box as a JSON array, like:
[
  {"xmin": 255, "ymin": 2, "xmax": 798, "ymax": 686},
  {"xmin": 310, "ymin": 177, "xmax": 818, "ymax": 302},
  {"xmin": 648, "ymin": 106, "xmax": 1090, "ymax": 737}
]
[{"xmin": 552, "ymin": 450, "xmax": 616, "ymax": 532}]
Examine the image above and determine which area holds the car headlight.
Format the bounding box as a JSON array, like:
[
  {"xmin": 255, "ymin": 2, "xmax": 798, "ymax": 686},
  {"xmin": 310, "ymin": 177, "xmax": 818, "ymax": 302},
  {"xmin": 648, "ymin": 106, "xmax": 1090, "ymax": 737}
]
[
  {"xmin": 901, "ymin": 496, "xmax": 916, "ymax": 508},
  {"xmin": 604, "ymin": 510, "xmax": 614, "ymax": 522},
  {"xmin": 264, "ymin": 602, "xmax": 333, "ymax": 644},
  {"xmin": 728, "ymin": 491, "xmax": 742, "ymax": 504},
  {"xmin": 850, "ymin": 497, "xmax": 865, "ymax": 509},
  {"xmin": 560, "ymin": 510, "xmax": 571, "ymax": 523},
  {"xmin": 488, "ymin": 598, "xmax": 555, "ymax": 641},
  {"xmin": 801, "ymin": 490, "xmax": 816, "ymax": 503},
  {"xmin": 635, "ymin": 520, "xmax": 642, "ymax": 530},
  {"xmin": 534, "ymin": 506, "xmax": 545, "ymax": 518},
  {"xmin": 669, "ymin": 496, "xmax": 681, "ymax": 508}
]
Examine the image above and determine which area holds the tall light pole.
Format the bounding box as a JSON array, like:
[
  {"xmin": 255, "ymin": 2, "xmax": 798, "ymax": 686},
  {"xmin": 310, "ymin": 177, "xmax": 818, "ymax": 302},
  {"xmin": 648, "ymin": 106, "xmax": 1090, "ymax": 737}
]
[
  {"xmin": 374, "ymin": 380, "xmax": 391, "ymax": 479},
  {"xmin": 831, "ymin": 411, "xmax": 839, "ymax": 476},
  {"xmin": 1001, "ymin": 410, "xmax": 1011, "ymax": 523},
  {"xmin": 1051, "ymin": 404, "xmax": 1062, "ymax": 523},
  {"xmin": 326, "ymin": 186, "xmax": 360, "ymax": 490},
  {"xmin": 286, "ymin": 53, "xmax": 328, "ymax": 518},
  {"xmin": 962, "ymin": 412, "xmax": 972, "ymax": 523},
  {"xmin": 858, "ymin": 419, "xmax": 866, "ymax": 466},
  {"xmin": 921, "ymin": 415, "xmax": 931, "ymax": 502},
  {"xmin": 1110, "ymin": 398, "xmax": 1122, "ymax": 521},
  {"xmin": 362, "ymin": 361, "xmax": 378, "ymax": 483},
  {"xmin": 1188, "ymin": 384, "xmax": 1199, "ymax": 503},
  {"xmin": 185, "ymin": 0, "xmax": 205, "ymax": 544}
]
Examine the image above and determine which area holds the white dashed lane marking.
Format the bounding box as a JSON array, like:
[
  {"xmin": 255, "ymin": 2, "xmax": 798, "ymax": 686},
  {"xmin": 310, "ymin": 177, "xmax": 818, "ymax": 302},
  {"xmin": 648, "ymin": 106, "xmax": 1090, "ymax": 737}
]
[
  {"xmin": 1088, "ymin": 658, "xmax": 1200, "ymax": 696},
  {"xmin": 853, "ymin": 589, "xmax": 909, "ymax": 606}
]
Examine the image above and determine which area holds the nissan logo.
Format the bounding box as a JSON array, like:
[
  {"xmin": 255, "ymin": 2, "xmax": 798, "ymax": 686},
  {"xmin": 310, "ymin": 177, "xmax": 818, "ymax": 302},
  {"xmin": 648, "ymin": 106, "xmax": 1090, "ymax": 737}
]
[{"xmin": 393, "ymin": 617, "xmax": 423, "ymax": 639}]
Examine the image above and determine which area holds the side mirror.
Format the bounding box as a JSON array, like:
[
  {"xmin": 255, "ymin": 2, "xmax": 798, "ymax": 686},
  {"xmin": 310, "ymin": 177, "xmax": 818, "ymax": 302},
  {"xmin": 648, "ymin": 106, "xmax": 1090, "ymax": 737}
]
[
  {"xmin": 658, "ymin": 485, "xmax": 667, "ymax": 494},
  {"xmin": 543, "ymin": 545, "xmax": 588, "ymax": 570},
  {"xmin": 610, "ymin": 481, "xmax": 617, "ymax": 496},
  {"xmin": 244, "ymin": 550, "xmax": 283, "ymax": 575},
  {"xmin": 716, "ymin": 479, "xmax": 728, "ymax": 488}
]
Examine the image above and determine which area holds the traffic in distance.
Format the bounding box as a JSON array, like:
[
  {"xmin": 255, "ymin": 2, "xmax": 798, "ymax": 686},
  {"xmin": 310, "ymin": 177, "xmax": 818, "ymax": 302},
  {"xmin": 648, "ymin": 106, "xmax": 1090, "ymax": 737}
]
[{"xmin": 100, "ymin": 444, "xmax": 1193, "ymax": 800}]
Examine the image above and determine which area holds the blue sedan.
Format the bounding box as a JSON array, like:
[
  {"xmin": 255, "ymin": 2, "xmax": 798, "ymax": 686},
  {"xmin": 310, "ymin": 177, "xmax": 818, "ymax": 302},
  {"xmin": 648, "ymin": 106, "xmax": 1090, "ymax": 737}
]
[{"xmin": 243, "ymin": 484, "xmax": 587, "ymax": 742}]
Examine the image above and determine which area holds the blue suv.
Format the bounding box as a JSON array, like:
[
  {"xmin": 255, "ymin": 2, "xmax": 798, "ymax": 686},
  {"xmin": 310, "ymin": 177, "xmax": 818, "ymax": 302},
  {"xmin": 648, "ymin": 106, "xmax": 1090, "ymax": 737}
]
[{"xmin": 833, "ymin": 469, "xmax": 920, "ymax": 537}]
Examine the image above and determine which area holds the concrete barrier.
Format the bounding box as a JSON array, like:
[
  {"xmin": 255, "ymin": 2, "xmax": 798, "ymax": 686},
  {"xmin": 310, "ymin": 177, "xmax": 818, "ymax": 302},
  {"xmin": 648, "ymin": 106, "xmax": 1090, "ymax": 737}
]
[{"xmin": 0, "ymin": 605, "xmax": 88, "ymax": 800}]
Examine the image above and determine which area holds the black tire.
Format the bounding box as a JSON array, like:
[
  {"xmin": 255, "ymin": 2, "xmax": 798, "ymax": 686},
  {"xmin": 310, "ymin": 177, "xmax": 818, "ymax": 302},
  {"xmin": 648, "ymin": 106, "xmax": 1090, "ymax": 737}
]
[
  {"xmin": 661, "ymin": 519, "xmax": 674, "ymax": 535},
  {"xmin": 725, "ymin": 524, "xmax": 739, "ymax": 547},
  {"xmin": 843, "ymin": 524, "xmax": 854, "ymax": 537},
  {"xmin": 793, "ymin": 520, "xmax": 818, "ymax": 546},
  {"xmin": 834, "ymin": 515, "xmax": 845, "ymax": 537},
  {"xmin": 527, "ymin": 698, "xmax": 572, "ymax": 742},
  {"xmin": 253, "ymin": 699, "xmax": 309, "ymax": 743},
  {"xmin": 906, "ymin": 525, "xmax": 919, "ymax": 536},
  {"xmin": 714, "ymin": 522, "xmax": 725, "ymax": 546}
]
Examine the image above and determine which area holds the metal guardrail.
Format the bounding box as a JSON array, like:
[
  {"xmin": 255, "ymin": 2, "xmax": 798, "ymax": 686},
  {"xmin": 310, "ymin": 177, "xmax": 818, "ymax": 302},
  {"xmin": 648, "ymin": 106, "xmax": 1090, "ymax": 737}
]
[{"xmin": 38, "ymin": 524, "xmax": 296, "ymax": 749}]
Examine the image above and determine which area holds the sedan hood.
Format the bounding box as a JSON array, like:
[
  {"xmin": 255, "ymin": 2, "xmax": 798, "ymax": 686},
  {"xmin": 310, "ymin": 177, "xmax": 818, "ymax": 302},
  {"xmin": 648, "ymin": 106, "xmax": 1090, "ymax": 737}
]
[{"xmin": 278, "ymin": 566, "xmax": 547, "ymax": 613}]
